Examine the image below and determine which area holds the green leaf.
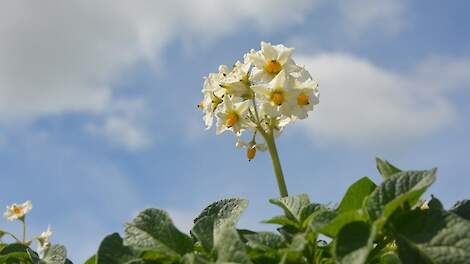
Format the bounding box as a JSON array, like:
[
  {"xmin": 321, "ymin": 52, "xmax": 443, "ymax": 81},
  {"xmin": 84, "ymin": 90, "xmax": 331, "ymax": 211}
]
[
  {"xmin": 27, "ymin": 248, "xmax": 41, "ymax": 263},
  {"xmin": 214, "ymin": 226, "xmax": 252, "ymax": 264},
  {"xmin": 395, "ymin": 209, "xmax": 470, "ymax": 264},
  {"xmin": 427, "ymin": 195, "xmax": 443, "ymax": 211},
  {"xmin": 376, "ymin": 157, "xmax": 401, "ymax": 179},
  {"xmin": 450, "ymin": 200, "xmax": 470, "ymax": 221},
  {"xmin": 300, "ymin": 203, "xmax": 324, "ymax": 223},
  {"xmin": 191, "ymin": 198, "xmax": 248, "ymax": 253},
  {"xmin": 0, "ymin": 244, "xmax": 36, "ymax": 263},
  {"xmin": 279, "ymin": 234, "xmax": 307, "ymax": 264},
  {"xmin": 124, "ymin": 208, "xmax": 193, "ymax": 256},
  {"xmin": 334, "ymin": 221, "xmax": 375, "ymax": 264},
  {"xmin": 320, "ymin": 209, "xmax": 368, "ymax": 237},
  {"xmin": 395, "ymin": 236, "xmax": 432, "ymax": 264},
  {"xmin": 245, "ymin": 232, "xmax": 286, "ymax": 251},
  {"xmin": 269, "ymin": 194, "xmax": 310, "ymax": 223},
  {"xmin": 380, "ymin": 252, "xmax": 402, "ymax": 264},
  {"xmin": 96, "ymin": 233, "xmax": 142, "ymax": 264},
  {"xmin": 181, "ymin": 253, "xmax": 212, "ymax": 264},
  {"xmin": 193, "ymin": 198, "xmax": 248, "ymax": 225},
  {"xmin": 191, "ymin": 215, "xmax": 216, "ymax": 252},
  {"xmin": 262, "ymin": 215, "xmax": 299, "ymax": 228},
  {"xmin": 0, "ymin": 252, "xmax": 33, "ymax": 263},
  {"xmin": 40, "ymin": 245, "xmax": 67, "ymax": 264},
  {"xmin": 366, "ymin": 169, "xmax": 436, "ymax": 221},
  {"xmin": 309, "ymin": 210, "xmax": 338, "ymax": 233},
  {"xmin": 337, "ymin": 177, "xmax": 376, "ymax": 213},
  {"xmin": 0, "ymin": 243, "xmax": 30, "ymax": 255},
  {"xmin": 84, "ymin": 255, "xmax": 96, "ymax": 264}
]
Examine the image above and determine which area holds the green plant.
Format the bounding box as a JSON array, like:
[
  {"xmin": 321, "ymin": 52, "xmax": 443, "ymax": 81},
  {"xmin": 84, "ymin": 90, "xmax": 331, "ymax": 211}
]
[
  {"xmin": 0, "ymin": 201, "xmax": 72, "ymax": 263},
  {"xmin": 82, "ymin": 158, "xmax": 470, "ymax": 264}
]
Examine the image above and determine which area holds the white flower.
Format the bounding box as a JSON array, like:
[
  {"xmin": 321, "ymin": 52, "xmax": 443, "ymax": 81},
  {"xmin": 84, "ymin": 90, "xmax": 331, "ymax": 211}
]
[
  {"xmin": 4, "ymin": 200, "xmax": 32, "ymax": 221},
  {"xmin": 199, "ymin": 66, "xmax": 230, "ymax": 129},
  {"xmin": 199, "ymin": 89, "xmax": 223, "ymax": 129},
  {"xmin": 200, "ymin": 41, "xmax": 319, "ymax": 148},
  {"xmin": 248, "ymin": 41, "xmax": 296, "ymax": 83},
  {"xmin": 288, "ymin": 79, "xmax": 320, "ymax": 120},
  {"xmin": 37, "ymin": 225, "xmax": 53, "ymax": 248},
  {"xmin": 216, "ymin": 98, "xmax": 253, "ymax": 135},
  {"xmin": 219, "ymin": 60, "xmax": 252, "ymax": 98},
  {"xmin": 252, "ymin": 70, "xmax": 295, "ymax": 118}
]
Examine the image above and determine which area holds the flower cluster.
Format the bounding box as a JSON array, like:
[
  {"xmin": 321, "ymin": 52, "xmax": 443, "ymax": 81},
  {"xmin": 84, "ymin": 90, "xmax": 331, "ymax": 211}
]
[
  {"xmin": 199, "ymin": 42, "xmax": 319, "ymax": 160},
  {"xmin": 2, "ymin": 200, "xmax": 52, "ymax": 253}
]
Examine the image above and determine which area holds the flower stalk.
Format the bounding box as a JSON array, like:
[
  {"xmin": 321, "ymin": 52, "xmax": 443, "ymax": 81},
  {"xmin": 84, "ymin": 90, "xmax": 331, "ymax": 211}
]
[
  {"xmin": 21, "ymin": 218, "xmax": 26, "ymax": 243},
  {"xmin": 263, "ymin": 130, "xmax": 288, "ymax": 197}
]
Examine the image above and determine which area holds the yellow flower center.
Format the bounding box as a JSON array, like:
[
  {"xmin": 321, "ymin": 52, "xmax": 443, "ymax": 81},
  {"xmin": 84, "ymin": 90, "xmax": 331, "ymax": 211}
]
[
  {"xmin": 297, "ymin": 93, "xmax": 309, "ymax": 106},
  {"xmin": 264, "ymin": 60, "xmax": 282, "ymax": 74},
  {"xmin": 247, "ymin": 146, "xmax": 256, "ymax": 161},
  {"xmin": 271, "ymin": 91, "xmax": 284, "ymax": 106},
  {"xmin": 226, "ymin": 113, "xmax": 239, "ymax": 128},
  {"xmin": 13, "ymin": 206, "xmax": 22, "ymax": 215}
]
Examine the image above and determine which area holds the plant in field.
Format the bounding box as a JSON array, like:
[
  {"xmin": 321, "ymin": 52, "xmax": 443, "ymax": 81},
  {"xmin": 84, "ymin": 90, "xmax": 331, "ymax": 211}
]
[
  {"xmin": 2, "ymin": 42, "xmax": 470, "ymax": 264},
  {"xmin": 80, "ymin": 158, "xmax": 470, "ymax": 264},
  {"xmin": 0, "ymin": 201, "xmax": 72, "ymax": 263}
]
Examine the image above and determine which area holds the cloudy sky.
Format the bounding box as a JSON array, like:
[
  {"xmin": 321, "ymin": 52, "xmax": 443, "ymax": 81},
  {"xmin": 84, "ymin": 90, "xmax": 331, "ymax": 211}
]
[{"xmin": 1, "ymin": 0, "xmax": 469, "ymax": 262}]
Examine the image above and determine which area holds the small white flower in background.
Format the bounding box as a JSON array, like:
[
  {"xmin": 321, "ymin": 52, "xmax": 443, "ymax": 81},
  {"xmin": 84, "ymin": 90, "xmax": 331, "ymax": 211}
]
[
  {"xmin": 4, "ymin": 200, "xmax": 32, "ymax": 221},
  {"xmin": 37, "ymin": 225, "xmax": 53, "ymax": 249},
  {"xmin": 199, "ymin": 41, "xmax": 319, "ymax": 160}
]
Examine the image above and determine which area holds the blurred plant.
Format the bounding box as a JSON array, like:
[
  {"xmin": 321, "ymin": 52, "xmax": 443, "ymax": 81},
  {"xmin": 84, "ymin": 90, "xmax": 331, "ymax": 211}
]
[
  {"xmin": 0, "ymin": 200, "xmax": 72, "ymax": 263},
  {"xmin": 198, "ymin": 41, "xmax": 319, "ymax": 197}
]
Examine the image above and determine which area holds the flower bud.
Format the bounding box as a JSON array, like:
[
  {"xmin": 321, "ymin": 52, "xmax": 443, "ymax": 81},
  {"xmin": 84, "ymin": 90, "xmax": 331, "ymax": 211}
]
[{"xmin": 247, "ymin": 146, "xmax": 256, "ymax": 161}]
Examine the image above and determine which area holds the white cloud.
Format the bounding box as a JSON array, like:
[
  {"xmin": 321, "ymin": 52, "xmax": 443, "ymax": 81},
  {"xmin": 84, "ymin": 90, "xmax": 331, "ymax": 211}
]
[
  {"xmin": 0, "ymin": 0, "xmax": 408, "ymax": 149},
  {"xmin": 84, "ymin": 98, "xmax": 151, "ymax": 151},
  {"xmin": 338, "ymin": 0, "xmax": 406, "ymax": 36},
  {"xmin": 296, "ymin": 53, "xmax": 467, "ymax": 146},
  {"xmin": 0, "ymin": 0, "xmax": 315, "ymax": 150}
]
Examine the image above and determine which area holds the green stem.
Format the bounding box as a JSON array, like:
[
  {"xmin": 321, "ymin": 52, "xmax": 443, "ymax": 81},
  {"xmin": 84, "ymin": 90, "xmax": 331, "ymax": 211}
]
[
  {"xmin": 263, "ymin": 129, "xmax": 289, "ymax": 197},
  {"xmin": 21, "ymin": 218, "xmax": 26, "ymax": 243}
]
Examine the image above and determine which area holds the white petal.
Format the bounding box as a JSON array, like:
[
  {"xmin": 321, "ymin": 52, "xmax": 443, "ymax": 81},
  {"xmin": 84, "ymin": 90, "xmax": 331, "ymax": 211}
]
[
  {"xmin": 235, "ymin": 100, "xmax": 251, "ymax": 114},
  {"xmin": 277, "ymin": 47, "xmax": 294, "ymax": 64},
  {"xmin": 248, "ymin": 52, "xmax": 266, "ymax": 68},
  {"xmin": 261, "ymin": 41, "xmax": 277, "ymax": 61},
  {"xmin": 251, "ymin": 85, "xmax": 271, "ymax": 99}
]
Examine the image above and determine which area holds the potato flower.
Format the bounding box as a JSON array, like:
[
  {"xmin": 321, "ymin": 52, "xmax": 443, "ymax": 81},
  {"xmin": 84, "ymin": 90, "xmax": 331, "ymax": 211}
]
[{"xmin": 4, "ymin": 200, "xmax": 32, "ymax": 221}]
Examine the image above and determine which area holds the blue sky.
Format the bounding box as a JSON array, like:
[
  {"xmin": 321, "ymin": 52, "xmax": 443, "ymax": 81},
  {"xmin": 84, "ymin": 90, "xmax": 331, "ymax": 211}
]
[{"xmin": 1, "ymin": 0, "xmax": 470, "ymax": 262}]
